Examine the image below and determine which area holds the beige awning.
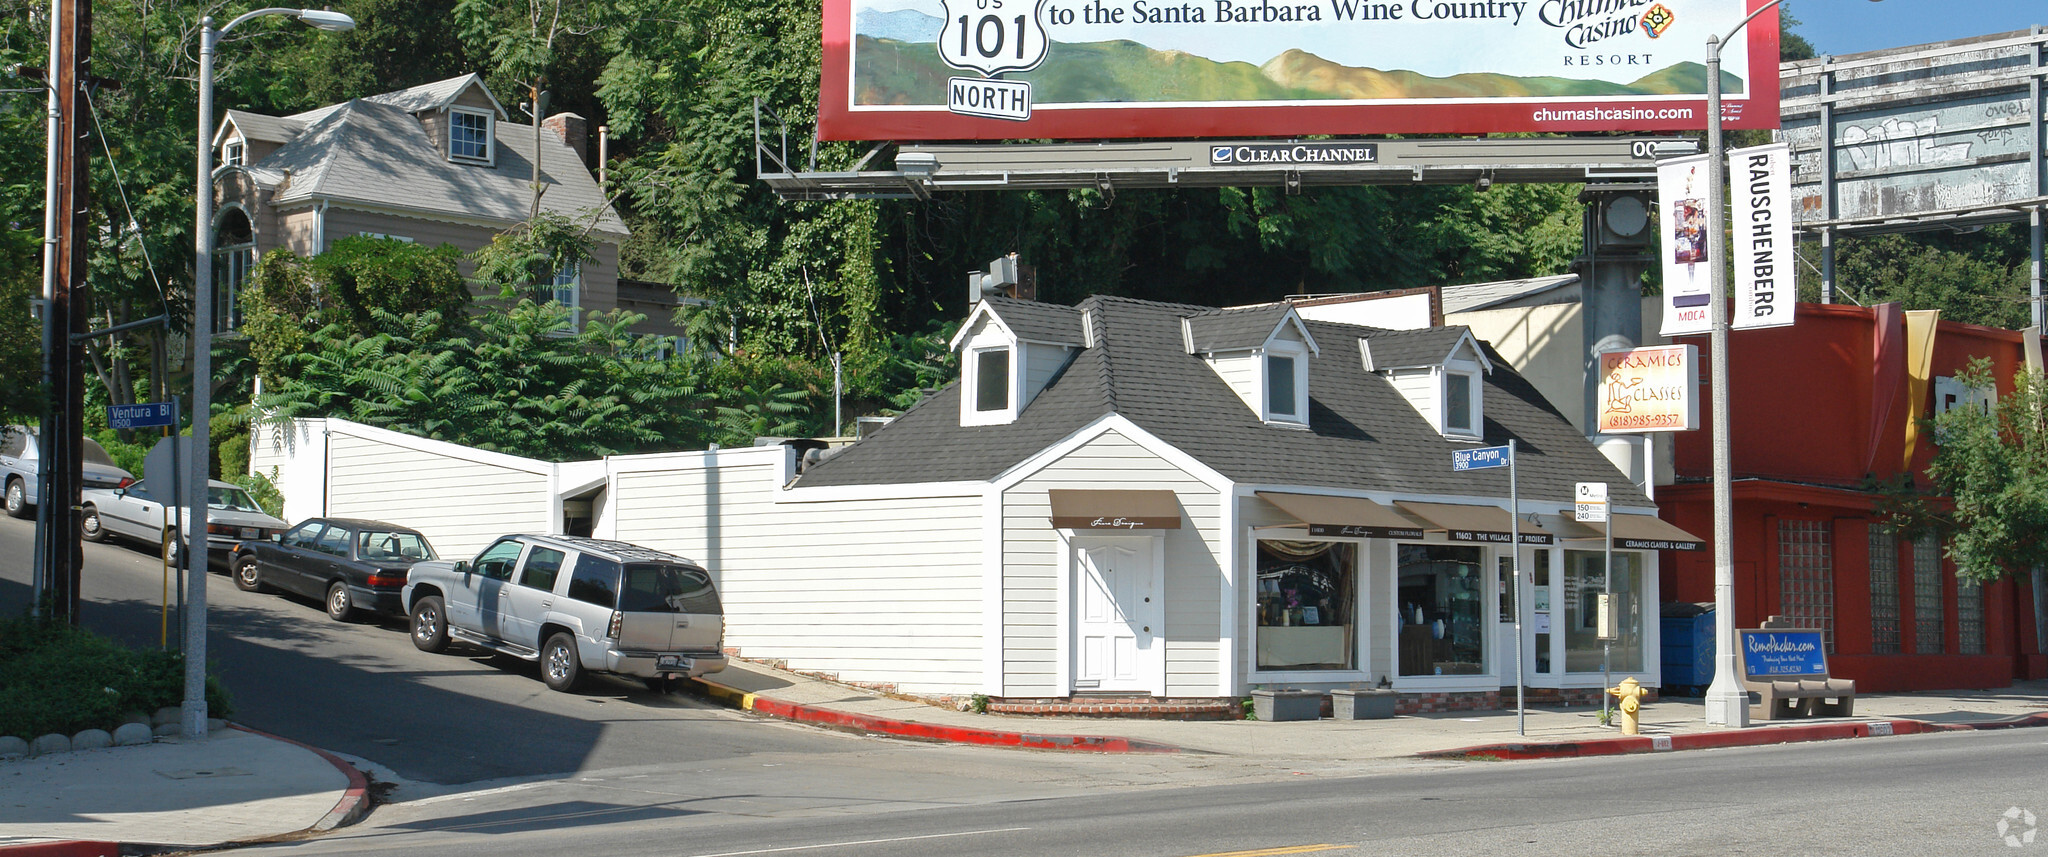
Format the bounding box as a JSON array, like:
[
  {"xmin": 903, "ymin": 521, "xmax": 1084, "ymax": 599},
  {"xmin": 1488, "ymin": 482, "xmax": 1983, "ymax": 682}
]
[
  {"xmin": 1255, "ymin": 492, "xmax": 1427, "ymax": 539},
  {"xmin": 1541, "ymin": 512, "xmax": 1706, "ymax": 551},
  {"xmin": 1393, "ymin": 500, "xmax": 1555, "ymax": 546},
  {"xmin": 1048, "ymin": 489, "xmax": 1182, "ymax": 530}
]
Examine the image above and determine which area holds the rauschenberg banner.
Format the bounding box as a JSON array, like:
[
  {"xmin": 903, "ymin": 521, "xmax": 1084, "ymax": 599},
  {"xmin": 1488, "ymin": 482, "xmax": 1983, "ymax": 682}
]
[
  {"xmin": 820, "ymin": 0, "xmax": 1783, "ymax": 140},
  {"xmin": 1657, "ymin": 152, "xmax": 1713, "ymax": 337},
  {"xmin": 1730, "ymin": 141, "xmax": 1793, "ymax": 330}
]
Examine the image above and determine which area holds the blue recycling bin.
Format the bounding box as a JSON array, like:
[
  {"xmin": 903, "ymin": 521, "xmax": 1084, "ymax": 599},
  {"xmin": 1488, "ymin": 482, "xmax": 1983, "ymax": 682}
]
[{"xmin": 1660, "ymin": 609, "xmax": 1715, "ymax": 693}]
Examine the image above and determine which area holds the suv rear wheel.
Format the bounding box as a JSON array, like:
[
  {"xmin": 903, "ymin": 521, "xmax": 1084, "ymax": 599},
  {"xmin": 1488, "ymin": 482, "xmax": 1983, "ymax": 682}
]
[
  {"xmin": 410, "ymin": 595, "xmax": 449, "ymax": 652},
  {"xmin": 541, "ymin": 632, "xmax": 583, "ymax": 692}
]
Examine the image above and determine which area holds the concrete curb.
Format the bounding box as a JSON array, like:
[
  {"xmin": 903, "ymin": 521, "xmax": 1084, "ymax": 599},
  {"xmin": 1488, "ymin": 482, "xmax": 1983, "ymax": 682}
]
[
  {"xmin": 1420, "ymin": 711, "xmax": 2048, "ymax": 761},
  {"xmin": 225, "ymin": 724, "xmax": 371, "ymax": 831},
  {"xmin": 685, "ymin": 677, "xmax": 1188, "ymax": 754}
]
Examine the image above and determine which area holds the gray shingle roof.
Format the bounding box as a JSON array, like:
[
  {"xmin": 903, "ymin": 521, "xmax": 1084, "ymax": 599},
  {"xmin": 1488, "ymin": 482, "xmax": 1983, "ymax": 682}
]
[
  {"xmin": 1359, "ymin": 326, "xmax": 1476, "ymax": 371},
  {"xmin": 982, "ymin": 296, "xmax": 1083, "ymax": 345},
  {"xmin": 220, "ymin": 110, "xmax": 304, "ymax": 145},
  {"xmin": 796, "ymin": 295, "xmax": 1648, "ymax": 508},
  {"xmin": 1184, "ymin": 304, "xmax": 1298, "ymax": 353},
  {"xmin": 1440, "ymin": 274, "xmax": 1579, "ymax": 314},
  {"xmin": 248, "ymin": 95, "xmax": 625, "ymax": 237}
]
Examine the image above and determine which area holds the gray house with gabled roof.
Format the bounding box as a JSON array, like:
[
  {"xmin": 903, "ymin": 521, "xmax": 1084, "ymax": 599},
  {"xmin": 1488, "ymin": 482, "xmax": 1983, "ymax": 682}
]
[
  {"xmin": 210, "ymin": 74, "xmax": 681, "ymax": 339},
  {"xmin": 256, "ymin": 289, "xmax": 1702, "ymax": 716}
]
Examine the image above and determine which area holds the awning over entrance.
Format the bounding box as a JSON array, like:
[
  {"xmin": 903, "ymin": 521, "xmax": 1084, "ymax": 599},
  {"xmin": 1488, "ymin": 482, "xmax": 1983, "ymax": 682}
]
[
  {"xmin": 1255, "ymin": 491, "xmax": 1426, "ymax": 539},
  {"xmin": 1048, "ymin": 489, "xmax": 1182, "ymax": 530},
  {"xmin": 1392, "ymin": 500, "xmax": 1555, "ymax": 545}
]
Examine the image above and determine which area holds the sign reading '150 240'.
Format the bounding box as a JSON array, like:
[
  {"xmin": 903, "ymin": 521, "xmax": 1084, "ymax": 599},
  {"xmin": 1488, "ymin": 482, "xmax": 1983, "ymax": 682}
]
[{"xmin": 822, "ymin": 0, "xmax": 1783, "ymax": 140}]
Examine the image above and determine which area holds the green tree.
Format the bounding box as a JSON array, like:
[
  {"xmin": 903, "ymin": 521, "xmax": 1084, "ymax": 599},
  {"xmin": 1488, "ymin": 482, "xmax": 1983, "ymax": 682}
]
[
  {"xmin": 1804, "ymin": 228, "xmax": 2031, "ymax": 330},
  {"xmin": 1921, "ymin": 358, "xmax": 2048, "ymax": 653}
]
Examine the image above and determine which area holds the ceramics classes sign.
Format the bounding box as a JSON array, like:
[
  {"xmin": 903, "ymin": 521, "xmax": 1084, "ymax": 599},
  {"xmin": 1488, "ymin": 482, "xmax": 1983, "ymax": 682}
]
[
  {"xmin": 1597, "ymin": 344, "xmax": 1698, "ymax": 432},
  {"xmin": 821, "ymin": 0, "xmax": 1783, "ymax": 140}
]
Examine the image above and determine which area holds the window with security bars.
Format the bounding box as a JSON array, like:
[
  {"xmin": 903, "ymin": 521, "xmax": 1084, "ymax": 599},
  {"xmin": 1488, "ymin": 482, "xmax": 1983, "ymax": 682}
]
[
  {"xmin": 1778, "ymin": 520, "xmax": 1834, "ymax": 652},
  {"xmin": 1956, "ymin": 578, "xmax": 1984, "ymax": 655},
  {"xmin": 1913, "ymin": 536, "xmax": 1944, "ymax": 654},
  {"xmin": 1868, "ymin": 527, "xmax": 1900, "ymax": 654}
]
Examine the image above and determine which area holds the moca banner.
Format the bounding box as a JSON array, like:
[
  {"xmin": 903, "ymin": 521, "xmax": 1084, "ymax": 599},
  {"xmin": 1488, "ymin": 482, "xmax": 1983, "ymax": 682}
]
[
  {"xmin": 1730, "ymin": 141, "xmax": 1794, "ymax": 330},
  {"xmin": 1657, "ymin": 153, "xmax": 1713, "ymax": 337},
  {"xmin": 820, "ymin": 0, "xmax": 1783, "ymax": 140},
  {"xmin": 1597, "ymin": 344, "xmax": 1698, "ymax": 433}
]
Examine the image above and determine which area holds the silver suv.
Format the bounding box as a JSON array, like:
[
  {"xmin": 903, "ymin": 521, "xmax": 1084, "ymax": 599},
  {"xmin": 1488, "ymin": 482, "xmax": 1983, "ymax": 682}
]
[{"xmin": 402, "ymin": 534, "xmax": 727, "ymax": 692}]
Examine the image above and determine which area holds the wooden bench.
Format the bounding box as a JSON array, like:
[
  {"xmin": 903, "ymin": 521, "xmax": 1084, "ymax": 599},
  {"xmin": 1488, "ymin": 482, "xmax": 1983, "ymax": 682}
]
[{"xmin": 1738, "ymin": 627, "xmax": 1856, "ymax": 720}]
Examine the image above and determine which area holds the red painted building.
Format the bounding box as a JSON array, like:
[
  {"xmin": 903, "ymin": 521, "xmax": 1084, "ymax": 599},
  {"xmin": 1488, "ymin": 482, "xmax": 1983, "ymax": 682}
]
[{"xmin": 1661, "ymin": 303, "xmax": 2047, "ymax": 692}]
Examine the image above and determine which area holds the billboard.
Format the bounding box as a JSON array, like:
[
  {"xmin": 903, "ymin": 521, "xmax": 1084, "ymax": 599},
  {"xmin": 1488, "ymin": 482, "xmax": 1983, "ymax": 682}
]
[
  {"xmin": 1597, "ymin": 344, "xmax": 1698, "ymax": 433},
  {"xmin": 820, "ymin": 0, "xmax": 1782, "ymax": 140}
]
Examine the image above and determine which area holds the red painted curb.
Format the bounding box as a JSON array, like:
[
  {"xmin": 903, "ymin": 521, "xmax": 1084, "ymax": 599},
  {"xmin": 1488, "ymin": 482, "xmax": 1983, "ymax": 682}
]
[
  {"xmin": 227, "ymin": 724, "xmax": 371, "ymax": 831},
  {"xmin": 691, "ymin": 680, "xmax": 1185, "ymax": 753},
  {"xmin": 0, "ymin": 843, "xmax": 119, "ymax": 857}
]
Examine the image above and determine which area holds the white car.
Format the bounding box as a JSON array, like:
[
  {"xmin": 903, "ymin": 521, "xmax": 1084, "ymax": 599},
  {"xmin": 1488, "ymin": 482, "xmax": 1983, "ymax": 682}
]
[
  {"xmin": 2, "ymin": 425, "xmax": 136, "ymax": 519},
  {"xmin": 80, "ymin": 478, "xmax": 287, "ymax": 568}
]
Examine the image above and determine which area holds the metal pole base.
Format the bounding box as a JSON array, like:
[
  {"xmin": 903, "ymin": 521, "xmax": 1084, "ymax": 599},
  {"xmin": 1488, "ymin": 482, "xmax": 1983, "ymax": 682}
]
[{"xmin": 1704, "ymin": 681, "xmax": 1750, "ymax": 728}]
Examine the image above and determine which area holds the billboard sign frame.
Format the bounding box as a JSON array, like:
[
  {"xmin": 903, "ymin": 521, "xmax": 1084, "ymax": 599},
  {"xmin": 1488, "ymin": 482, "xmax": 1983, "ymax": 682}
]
[{"xmin": 821, "ymin": 0, "xmax": 1783, "ymax": 141}]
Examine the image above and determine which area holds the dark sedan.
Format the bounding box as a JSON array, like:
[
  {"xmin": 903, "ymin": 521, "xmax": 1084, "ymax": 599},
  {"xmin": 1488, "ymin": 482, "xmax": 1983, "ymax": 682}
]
[{"xmin": 230, "ymin": 517, "xmax": 438, "ymax": 622}]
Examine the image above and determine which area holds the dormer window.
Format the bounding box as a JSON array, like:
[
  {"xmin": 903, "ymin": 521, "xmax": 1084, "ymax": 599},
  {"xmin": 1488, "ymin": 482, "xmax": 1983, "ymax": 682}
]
[
  {"xmin": 449, "ymin": 108, "xmax": 493, "ymax": 162},
  {"xmin": 223, "ymin": 140, "xmax": 245, "ymax": 166},
  {"xmin": 1446, "ymin": 370, "xmax": 1475, "ymax": 433},
  {"xmin": 1267, "ymin": 355, "xmax": 1296, "ymax": 417},
  {"xmin": 974, "ymin": 347, "xmax": 1011, "ymax": 412}
]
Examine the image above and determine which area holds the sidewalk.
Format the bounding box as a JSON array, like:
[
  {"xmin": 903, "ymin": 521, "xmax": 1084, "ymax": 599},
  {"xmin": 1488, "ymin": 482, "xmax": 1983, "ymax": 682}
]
[{"xmin": 3, "ymin": 662, "xmax": 2043, "ymax": 853}]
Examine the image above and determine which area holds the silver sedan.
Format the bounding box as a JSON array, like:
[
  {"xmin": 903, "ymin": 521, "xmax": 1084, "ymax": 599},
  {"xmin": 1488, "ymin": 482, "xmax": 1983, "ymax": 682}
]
[{"xmin": 80, "ymin": 478, "xmax": 286, "ymax": 568}]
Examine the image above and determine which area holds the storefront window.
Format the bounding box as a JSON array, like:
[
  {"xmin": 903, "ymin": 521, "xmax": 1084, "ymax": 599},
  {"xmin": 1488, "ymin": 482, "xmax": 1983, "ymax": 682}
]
[
  {"xmin": 1563, "ymin": 550, "xmax": 1643, "ymax": 673},
  {"xmin": 1397, "ymin": 544, "xmax": 1485, "ymax": 676},
  {"xmin": 1255, "ymin": 540, "xmax": 1356, "ymax": 671}
]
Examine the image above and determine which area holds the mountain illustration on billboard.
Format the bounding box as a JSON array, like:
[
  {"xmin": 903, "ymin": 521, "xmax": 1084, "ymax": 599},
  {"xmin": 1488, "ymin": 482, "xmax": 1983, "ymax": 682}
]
[{"xmin": 852, "ymin": 11, "xmax": 1743, "ymax": 105}]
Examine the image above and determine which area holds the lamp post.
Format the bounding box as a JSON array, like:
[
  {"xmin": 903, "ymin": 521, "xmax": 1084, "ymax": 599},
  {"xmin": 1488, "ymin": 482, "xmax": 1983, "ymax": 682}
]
[
  {"xmin": 1698, "ymin": 0, "xmax": 1880, "ymax": 729},
  {"xmin": 187, "ymin": 7, "xmax": 354, "ymax": 741}
]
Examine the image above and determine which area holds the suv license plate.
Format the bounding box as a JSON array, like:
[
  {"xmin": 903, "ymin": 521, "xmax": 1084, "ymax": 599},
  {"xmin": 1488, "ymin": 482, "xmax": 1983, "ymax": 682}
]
[{"xmin": 657, "ymin": 655, "xmax": 686, "ymax": 670}]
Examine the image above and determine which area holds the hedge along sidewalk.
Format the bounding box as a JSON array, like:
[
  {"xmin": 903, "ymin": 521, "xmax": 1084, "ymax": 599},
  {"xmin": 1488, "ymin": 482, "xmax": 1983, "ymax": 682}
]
[{"xmin": 0, "ymin": 618, "xmax": 232, "ymax": 746}]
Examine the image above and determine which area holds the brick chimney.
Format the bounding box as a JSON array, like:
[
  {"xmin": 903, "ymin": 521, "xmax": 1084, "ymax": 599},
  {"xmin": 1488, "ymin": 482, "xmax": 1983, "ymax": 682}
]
[{"xmin": 542, "ymin": 112, "xmax": 588, "ymax": 163}]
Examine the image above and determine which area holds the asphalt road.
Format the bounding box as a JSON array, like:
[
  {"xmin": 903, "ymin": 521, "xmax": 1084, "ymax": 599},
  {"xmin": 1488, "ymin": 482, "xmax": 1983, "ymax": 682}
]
[
  {"xmin": 0, "ymin": 515, "xmax": 877, "ymax": 788},
  {"xmin": 262, "ymin": 727, "xmax": 2048, "ymax": 856}
]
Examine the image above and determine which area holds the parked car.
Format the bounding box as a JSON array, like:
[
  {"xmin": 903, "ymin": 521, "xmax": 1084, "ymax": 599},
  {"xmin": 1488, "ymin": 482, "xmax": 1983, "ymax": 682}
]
[
  {"xmin": 403, "ymin": 534, "xmax": 728, "ymax": 692},
  {"xmin": 230, "ymin": 518, "xmax": 439, "ymax": 622},
  {"xmin": 79, "ymin": 478, "xmax": 287, "ymax": 567},
  {"xmin": 2, "ymin": 425, "xmax": 136, "ymax": 519}
]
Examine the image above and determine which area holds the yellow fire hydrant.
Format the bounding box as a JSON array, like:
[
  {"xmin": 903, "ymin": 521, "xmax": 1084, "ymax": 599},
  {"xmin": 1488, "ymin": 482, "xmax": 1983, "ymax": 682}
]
[{"xmin": 1609, "ymin": 677, "xmax": 1648, "ymax": 735}]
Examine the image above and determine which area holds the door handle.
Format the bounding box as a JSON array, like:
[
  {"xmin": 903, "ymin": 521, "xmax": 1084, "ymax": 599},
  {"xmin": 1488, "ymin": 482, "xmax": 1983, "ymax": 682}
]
[{"xmin": 541, "ymin": 599, "xmax": 553, "ymax": 607}]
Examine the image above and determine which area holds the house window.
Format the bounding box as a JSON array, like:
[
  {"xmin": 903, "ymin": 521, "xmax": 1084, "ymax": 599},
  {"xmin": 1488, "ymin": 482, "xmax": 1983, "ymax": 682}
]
[
  {"xmin": 974, "ymin": 348, "xmax": 1010, "ymax": 412},
  {"xmin": 1779, "ymin": 519, "xmax": 1834, "ymax": 652},
  {"xmin": 1256, "ymin": 540, "xmax": 1357, "ymax": 671},
  {"xmin": 357, "ymin": 232, "xmax": 414, "ymax": 243},
  {"xmin": 213, "ymin": 209, "xmax": 255, "ymax": 334},
  {"xmin": 449, "ymin": 108, "xmax": 492, "ymax": 161},
  {"xmin": 551, "ymin": 261, "xmax": 581, "ymax": 308},
  {"xmin": 1267, "ymin": 354, "xmax": 1296, "ymax": 417},
  {"xmin": 1869, "ymin": 527, "xmax": 1900, "ymax": 654},
  {"xmin": 1398, "ymin": 544, "xmax": 1486, "ymax": 676},
  {"xmin": 223, "ymin": 140, "xmax": 245, "ymax": 166},
  {"xmin": 1445, "ymin": 370, "xmax": 1476, "ymax": 433},
  {"xmin": 1913, "ymin": 536, "xmax": 1944, "ymax": 654}
]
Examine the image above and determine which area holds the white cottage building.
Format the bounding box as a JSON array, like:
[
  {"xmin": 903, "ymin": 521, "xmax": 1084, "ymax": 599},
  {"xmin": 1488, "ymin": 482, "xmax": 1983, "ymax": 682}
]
[{"xmin": 255, "ymin": 294, "xmax": 1700, "ymax": 716}]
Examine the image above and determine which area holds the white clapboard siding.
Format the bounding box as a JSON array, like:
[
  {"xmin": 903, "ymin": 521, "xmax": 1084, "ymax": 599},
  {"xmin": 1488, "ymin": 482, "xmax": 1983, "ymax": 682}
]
[
  {"xmin": 1203, "ymin": 352, "xmax": 1260, "ymax": 414},
  {"xmin": 322, "ymin": 428, "xmax": 551, "ymax": 559},
  {"xmin": 607, "ymin": 450, "xmax": 988, "ymax": 696},
  {"xmin": 1022, "ymin": 343, "xmax": 1073, "ymax": 406},
  {"xmin": 1388, "ymin": 367, "xmax": 1441, "ymax": 431},
  {"xmin": 1001, "ymin": 429, "xmax": 1222, "ymax": 698}
]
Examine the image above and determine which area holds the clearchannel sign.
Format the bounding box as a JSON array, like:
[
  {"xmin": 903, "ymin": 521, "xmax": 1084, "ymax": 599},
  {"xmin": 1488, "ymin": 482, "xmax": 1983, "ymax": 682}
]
[
  {"xmin": 821, "ymin": 0, "xmax": 1782, "ymax": 140},
  {"xmin": 1210, "ymin": 143, "xmax": 1378, "ymax": 165}
]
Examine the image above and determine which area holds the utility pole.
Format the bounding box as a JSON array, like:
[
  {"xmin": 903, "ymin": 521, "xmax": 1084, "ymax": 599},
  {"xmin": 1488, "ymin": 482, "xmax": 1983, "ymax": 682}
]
[{"xmin": 37, "ymin": 0, "xmax": 92, "ymax": 625}]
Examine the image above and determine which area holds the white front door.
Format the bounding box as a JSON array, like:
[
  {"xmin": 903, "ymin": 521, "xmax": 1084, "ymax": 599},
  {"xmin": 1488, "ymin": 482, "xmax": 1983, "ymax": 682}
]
[{"xmin": 1072, "ymin": 538, "xmax": 1158, "ymax": 693}]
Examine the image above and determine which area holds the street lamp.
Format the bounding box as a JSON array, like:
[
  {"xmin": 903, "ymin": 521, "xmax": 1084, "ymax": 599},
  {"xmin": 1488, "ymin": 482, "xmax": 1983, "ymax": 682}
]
[
  {"xmin": 1698, "ymin": 0, "xmax": 1880, "ymax": 729},
  {"xmin": 186, "ymin": 6, "xmax": 354, "ymax": 741}
]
